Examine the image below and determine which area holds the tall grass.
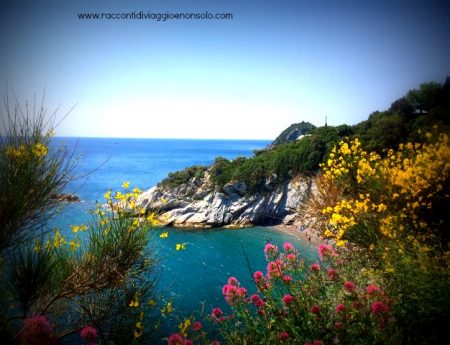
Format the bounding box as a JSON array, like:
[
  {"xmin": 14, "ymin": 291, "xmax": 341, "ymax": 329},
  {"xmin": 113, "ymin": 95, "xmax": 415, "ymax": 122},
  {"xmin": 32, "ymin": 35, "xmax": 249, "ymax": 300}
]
[{"xmin": 0, "ymin": 92, "xmax": 78, "ymax": 253}]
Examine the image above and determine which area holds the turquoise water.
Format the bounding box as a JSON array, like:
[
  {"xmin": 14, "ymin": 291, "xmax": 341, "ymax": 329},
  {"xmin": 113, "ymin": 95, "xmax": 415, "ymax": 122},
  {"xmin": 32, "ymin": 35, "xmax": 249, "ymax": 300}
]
[
  {"xmin": 156, "ymin": 227, "xmax": 316, "ymax": 333},
  {"xmin": 49, "ymin": 138, "xmax": 317, "ymax": 342}
]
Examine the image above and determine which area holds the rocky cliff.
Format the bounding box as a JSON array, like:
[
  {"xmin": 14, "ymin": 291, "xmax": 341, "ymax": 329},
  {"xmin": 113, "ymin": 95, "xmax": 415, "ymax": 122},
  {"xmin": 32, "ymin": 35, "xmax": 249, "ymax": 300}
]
[
  {"xmin": 266, "ymin": 121, "xmax": 316, "ymax": 149},
  {"xmin": 137, "ymin": 171, "xmax": 314, "ymax": 228}
]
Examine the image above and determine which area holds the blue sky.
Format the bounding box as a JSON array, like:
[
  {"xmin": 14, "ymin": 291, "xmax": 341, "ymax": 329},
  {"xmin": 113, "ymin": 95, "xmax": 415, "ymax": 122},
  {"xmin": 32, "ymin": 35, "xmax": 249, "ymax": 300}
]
[{"xmin": 1, "ymin": 0, "xmax": 449, "ymax": 139}]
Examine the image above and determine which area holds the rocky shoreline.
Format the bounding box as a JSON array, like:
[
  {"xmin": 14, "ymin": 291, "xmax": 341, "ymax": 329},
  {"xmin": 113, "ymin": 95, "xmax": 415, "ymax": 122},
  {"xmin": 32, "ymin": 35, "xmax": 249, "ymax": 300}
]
[
  {"xmin": 136, "ymin": 171, "xmax": 318, "ymax": 232},
  {"xmin": 51, "ymin": 193, "xmax": 80, "ymax": 203}
]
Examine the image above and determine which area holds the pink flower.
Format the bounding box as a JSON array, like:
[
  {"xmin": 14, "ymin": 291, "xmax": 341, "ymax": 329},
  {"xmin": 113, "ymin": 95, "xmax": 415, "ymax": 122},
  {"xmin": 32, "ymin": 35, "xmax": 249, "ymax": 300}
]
[
  {"xmin": 344, "ymin": 281, "xmax": 356, "ymax": 292},
  {"xmin": 251, "ymin": 294, "xmax": 261, "ymax": 304},
  {"xmin": 327, "ymin": 268, "xmax": 338, "ymax": 280},
  {"xmin": 278, "ymin": 331, "xmax": 289, "ymax": 341},
  {"xmin": 283, "ymin": 242, "xmax": 295, "ymax": 253},
  {"xmin": 237, "ymin": 287, "xmax": 247, "ymax": 295},
  {"xmin": 335, "ymin": 321, "xmax": 343, "ymax": 330},
  {"xmin": 211, "ymin": 307, "xmax": 223, "ymax": 318},
  {"xmin": 282, "ymin": 275, "xmax": 293, "ymax": 283},
  {"xmin": 267, "ymin": 259, "xmax": 284, "ymax": 279},
  {"xmin": 371, "ymin": 301, "xmax": 389, "ymax": 315},
  {"xmin": 310, "ymin": 304, "xmax": 320, "ymax": 314},
  {"xmin": 282, "ymin": 294, "xmax": 294, "ymax": 306},
  {"xmin": 253, "ymin": 271, "xmax": 264, "ymax": 284},
  {"xmin": 318, "ymin": 243, "xmax": 336, "ymax": 260},
  {"xmin": 80, "ymin": 325, "xmax": 97, "ymax": 342},
  {"xmin": 211, "ymin": 341, "xmax": 221, "ymax": 345},
  {"xmin": 227, "ymin": 276, "xmax": 239, "ymax": 286},
  {"xmin": 367, "ymin": 284, "xmax": 381, "ymax": 295},
  {"xmin": 335, "ymin": 303, "xmax": 346, "ymax": 313},
  {"xmin": 310, "ymin": 262, "xmax": 320, "ymax": 272},
  {"xmin": 264, "ymin": 243, "xmax": 279, "ymax": 259},
  {"xmin": 183, "ymin": 340, "xmax": 193, "ymax": 345},
  {"xmin": 313, "ymin": 341, "xmax": 324, "ymax": 345},
  {"xmin": 255, "ymin": 299, "xmax": 266, "ymax": 308},
  {"xmin": 168, "ymin": 333, "xmax": 184, "ymax": 345},
  {"xmin": 192, "ymin": 322, "xmax": 202, "ymax": 331},
  {"xmin": 286, "ymin": 253, "xmax": 296, "ymax": 261},
  {"xmin": 22, "ymin": 315, "xmax": 56, "ymax": 345},
  {"xmin": 222, "ymin": 282, "xmax": 247, "ymax": 306},
  {"xmin": 222, "ymin": 284, "xmax": 234, "ymax": 295}
]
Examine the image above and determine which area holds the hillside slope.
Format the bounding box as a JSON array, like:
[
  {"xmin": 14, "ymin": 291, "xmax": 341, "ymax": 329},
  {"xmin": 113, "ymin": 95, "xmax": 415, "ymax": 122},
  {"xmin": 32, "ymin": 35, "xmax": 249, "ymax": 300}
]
[{"xmin": 137, "ymin": 78, "xmax": 450, "ymax": 228}]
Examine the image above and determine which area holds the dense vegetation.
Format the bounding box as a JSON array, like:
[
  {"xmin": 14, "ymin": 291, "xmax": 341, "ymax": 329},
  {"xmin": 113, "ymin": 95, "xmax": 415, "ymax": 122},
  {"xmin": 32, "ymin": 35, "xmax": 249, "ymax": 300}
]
[
  {"xmin": 0, "ymin": 102, "xmax": 160, "ymax": 344},
  {"xmin": 160, "ymin": 79, "xmax": 450, "ymax": 194},
  {"xmin": 158, "ymin": 165, "xmax": 206, "ymax": 189},
  {"xmin": 166, "ymin": 125, "xmax": 450, "ymax": 345}
]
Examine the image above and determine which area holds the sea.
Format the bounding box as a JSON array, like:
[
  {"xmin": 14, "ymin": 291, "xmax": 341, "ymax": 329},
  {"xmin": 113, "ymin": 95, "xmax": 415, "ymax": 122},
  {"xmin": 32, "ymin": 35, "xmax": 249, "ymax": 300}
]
[{"xmin": 49, "ymin": 137, "xmax": 317, "ymax": 342}]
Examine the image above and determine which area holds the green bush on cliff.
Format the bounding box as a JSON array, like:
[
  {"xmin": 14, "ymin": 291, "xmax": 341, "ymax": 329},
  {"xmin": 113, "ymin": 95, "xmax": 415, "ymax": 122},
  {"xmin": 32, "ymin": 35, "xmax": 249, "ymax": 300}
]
[
  {"xmin": 211, "ymin": 126, "xmax": 343, "ymax": 193},
  {"xmin": 159, "ymin": 165, "xmax": 207, "ymax": 188}
]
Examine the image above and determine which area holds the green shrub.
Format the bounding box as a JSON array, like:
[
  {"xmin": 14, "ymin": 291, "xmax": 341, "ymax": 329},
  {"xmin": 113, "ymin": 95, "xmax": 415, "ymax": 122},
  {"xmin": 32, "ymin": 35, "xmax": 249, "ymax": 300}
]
[
  {"xmin": 159, "ymin": 165, "xmax": 207, "ymax": 188},
  {"xmin": 0, "ymin": 98, "xmax": 160, "ymax": 344},
  {"xmin": 0, "ymin": 100, "xmax": 78, "ymax": 254}
]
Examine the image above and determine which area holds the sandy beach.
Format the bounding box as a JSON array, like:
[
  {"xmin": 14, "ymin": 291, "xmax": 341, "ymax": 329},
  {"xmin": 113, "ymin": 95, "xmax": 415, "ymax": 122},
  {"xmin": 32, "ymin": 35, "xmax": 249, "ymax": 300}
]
[{"xmin": 270, "ymin": 224, "xmax": 322, "ymax": 246}]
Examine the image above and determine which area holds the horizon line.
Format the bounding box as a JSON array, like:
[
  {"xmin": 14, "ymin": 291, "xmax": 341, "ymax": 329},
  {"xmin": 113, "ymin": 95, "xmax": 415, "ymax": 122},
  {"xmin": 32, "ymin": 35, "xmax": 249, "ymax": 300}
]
[{"xmin": 54, "ymin": 135, "xmax": 273, "ymax": 141}]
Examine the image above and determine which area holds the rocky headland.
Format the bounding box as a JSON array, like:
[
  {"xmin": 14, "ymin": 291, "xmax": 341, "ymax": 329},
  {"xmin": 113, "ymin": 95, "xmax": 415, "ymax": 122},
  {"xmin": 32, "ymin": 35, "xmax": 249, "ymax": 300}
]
[{"xmin": 137, "ymin": 171, "xmax": 315, "ymax": 229}]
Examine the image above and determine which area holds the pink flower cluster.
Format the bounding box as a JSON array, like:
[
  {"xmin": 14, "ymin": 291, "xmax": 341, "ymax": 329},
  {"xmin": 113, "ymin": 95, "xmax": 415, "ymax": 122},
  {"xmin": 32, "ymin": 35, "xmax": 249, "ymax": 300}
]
[
  {"xmin": 192, "ymin": 321, "xmax": 202, "ymax": 331},
  {"xmin": 282, "ymin": 294, "xmax": 294, "ymax": 306},
  {"xmin": 327, "ymin": 268, "xmax": 338, "ymax": 281},
  {"xmin": 286, "ymin": 253, "xmax": 297, "ymax": 261},
  {"xmin": 250, "ymin": 294, "xmax": 266, "ymax": 314},
  {"xmin": 310, "ymin": 304, "xmax": 321, "ymax": 315},
  {"xmin": 344, "ymin": 281, "xmax": 356, "ymax": 293},
  {"xmin": 367, "ymin": 284, "xmax": 381, "ymax": 295},
  {"xmin": 371, "ymin": 301, "xmax": 389, "ymax": 315},
  {"xmin": 267, "ymin": 259, "xmax": 284, "ymax": 279},
  {"xmin": 253, "ymin": 271, "xmax": 271, "ymax": 291},
  {"xmin": 212, "ymin": 307, "xmax": 223, "ymax": 318},
  {"xmin": 80, "ymin": 325, "xmax": 97, "ymax": 344},
  {"xmin": 278, "ymin": 331, "xmax": 290, "ymax": 341},
  {"xmin": 222, "ymin": 276, "xmax": 248, "ymax": 306},
  {"xmin": 318, "ymin": 243, "xmax": 336, "ymax": 260},
  {"xmin": 211, "ymin": 307, "xmax": 230, "ymax": 324},
  {"xmin": 21, "ymin": 315, "xmax": 57, "ymax": 345},
  {"xmin": 282, "ymin": 274, "xmax": 293, "ymax": 283},
  {"xmin": 264, "ymin": 242, "xmax": 279, "ymax": 260},
  {"xmin": 283, "ymin": 241, "xmax": 295, "ymax": 253},
  {"xmin": 335, "ymin": 303, "xmax": 346, "ymax": 313},
  {"xmin": 168, "ymin": 333, "xmax": 193, "ymax": 345},
  {"xmin": 310, "ymin": 262, "xmax": 320, "ymax": 272}
]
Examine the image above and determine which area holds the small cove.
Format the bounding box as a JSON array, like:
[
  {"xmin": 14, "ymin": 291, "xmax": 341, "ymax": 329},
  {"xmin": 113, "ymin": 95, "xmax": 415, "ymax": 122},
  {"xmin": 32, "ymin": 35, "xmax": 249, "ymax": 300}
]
[{"xmin": 48, "ymin": 137, "xmax": 317, "ymax": 342}]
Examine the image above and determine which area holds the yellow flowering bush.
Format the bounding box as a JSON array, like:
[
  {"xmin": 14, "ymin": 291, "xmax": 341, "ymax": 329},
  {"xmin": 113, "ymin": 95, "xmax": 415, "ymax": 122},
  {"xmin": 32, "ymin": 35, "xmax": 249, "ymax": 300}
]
[
  {"xmin": 311, "ymin": 130, "xmax": 450, "ymax": 343},
  {"xmin": 4, "ymin": 142, "xmax": 48, "ymax": 161},
  {"xmin": 319, "ymin": 131, "xmax": 450, "ymax": 249},
  {"xmin": 0, "ymin": 99, "xmax": 80, "ymax": 255}
]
